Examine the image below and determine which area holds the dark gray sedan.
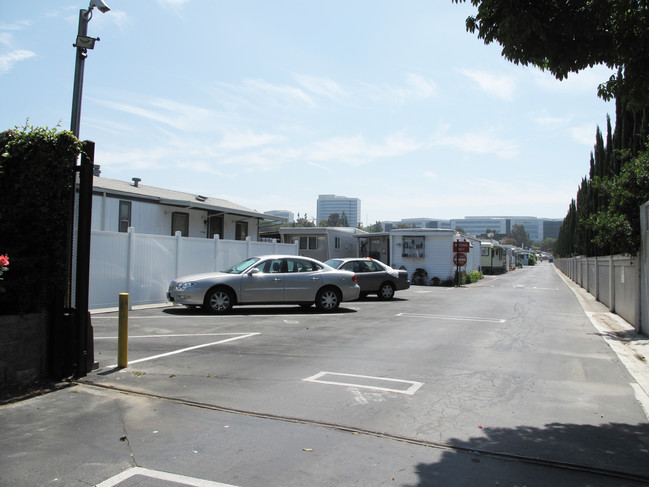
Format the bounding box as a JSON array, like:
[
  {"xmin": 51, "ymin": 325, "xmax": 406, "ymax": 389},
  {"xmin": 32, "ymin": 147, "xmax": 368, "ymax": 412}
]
[
  {"xmin": 324, "ymin": 257, "xmax": 410, "ymax": 300},
  {"xmin": 168, "ymin": 255, "xmax": 360, "ymax": 314}
]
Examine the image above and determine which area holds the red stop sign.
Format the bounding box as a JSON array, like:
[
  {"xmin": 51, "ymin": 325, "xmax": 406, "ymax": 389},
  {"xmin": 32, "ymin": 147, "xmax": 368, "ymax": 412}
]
[{"xmin": 453, "ymin": 253, "xmax": 467, "ymax": 266}]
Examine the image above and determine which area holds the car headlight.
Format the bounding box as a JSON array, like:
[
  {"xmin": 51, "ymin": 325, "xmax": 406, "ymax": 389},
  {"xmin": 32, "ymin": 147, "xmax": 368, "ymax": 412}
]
[{"xmin": 176, "ymin": 281, "xmax": 197, "ymax": 290}]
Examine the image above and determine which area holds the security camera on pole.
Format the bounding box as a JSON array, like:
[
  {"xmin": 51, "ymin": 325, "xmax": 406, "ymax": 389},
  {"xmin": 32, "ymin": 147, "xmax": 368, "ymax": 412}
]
[{"xmin": 70, "ymin": 0, "xmax": 110, "ymax": 138}]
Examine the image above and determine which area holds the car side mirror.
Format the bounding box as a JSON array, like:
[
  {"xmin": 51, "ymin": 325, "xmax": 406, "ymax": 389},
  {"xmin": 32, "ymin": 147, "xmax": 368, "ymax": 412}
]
[{"xmin": 248, "ymin": 268, "xmax": 260, "ymax": 276}]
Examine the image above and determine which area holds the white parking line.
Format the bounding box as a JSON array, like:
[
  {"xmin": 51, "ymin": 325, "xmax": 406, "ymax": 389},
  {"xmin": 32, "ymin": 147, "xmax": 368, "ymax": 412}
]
[
  {"xmin": 396, "ymin": 313, "xmax": 506, "ymax": 323},
  {"xmin": 104, "ymin": 333, "xmax": 259, "ymax": 368},
  {"xmin": 97, "ymin": 466, "xmax": 239, "ymax": 487},
  {"xmin": 303, "ymin": 371, "xmax": 423, "ymax": 395}
]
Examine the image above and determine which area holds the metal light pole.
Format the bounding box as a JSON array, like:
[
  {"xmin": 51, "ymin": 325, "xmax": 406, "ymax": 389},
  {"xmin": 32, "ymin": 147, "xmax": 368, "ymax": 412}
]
[
  {"xmin": 68, "ymin": 0, "xmax": 109, "ymax": 378},
  {"xmin": 70, "ymin": 0, "xmax": 110, "ymax": 137}
]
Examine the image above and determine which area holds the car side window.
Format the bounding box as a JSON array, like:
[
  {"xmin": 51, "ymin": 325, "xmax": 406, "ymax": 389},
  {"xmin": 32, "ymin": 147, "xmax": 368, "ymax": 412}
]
[
  {"xmin": 364, "ymin": 261, "xmax": 380, "ymax": 272},
  {"xmin": 341, "ymin": 262, "xmax": 358, "ymax": 273},
  {"xmin": 256, "ymin": 259, "xmax": 284, "ymax": 273},
  {"xmin": 287, "ymin": 258, "xmax": 318, "ymax": 273}
]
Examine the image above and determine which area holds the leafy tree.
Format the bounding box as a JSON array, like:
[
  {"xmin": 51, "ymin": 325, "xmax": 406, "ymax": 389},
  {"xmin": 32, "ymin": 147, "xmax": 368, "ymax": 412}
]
[
  {"xmin": 340, "ymin": 211, "xmax": 349, "ymax": 227},
  {"xmin": 452, "ymin": 0, "xmax": 649, "ymax": 108},
  {"xmin": 585, "ymin": 142, "xmax": 649, "ymax": 254},
  {"xmin": 540, "ymin": 237, "xmax": 557, "ymax": 252},
  {"xmin": 509, "ymin": 224, "xmax": 531, "ymax": 248},
  {"xmin": 326, "ymin": 213, "xmax": 341, "ymax": 227},
  {"xmin": 288, "ymin": 213, "xmax": 315, "ymax": 227},
  {"xmin": 0, "ymin": 124, "xmax": 81, "ymax": 313},
  {"xmin": 368, "ymin": 221, "xmax": 383, "ymax": 232}
]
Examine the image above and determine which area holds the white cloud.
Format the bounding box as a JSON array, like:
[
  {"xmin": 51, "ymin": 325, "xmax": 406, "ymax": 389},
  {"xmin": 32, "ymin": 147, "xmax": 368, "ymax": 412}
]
[
  {"xmin": 404, "ymin": 73, "xmax": 437, "ymax": 98},
  {"xmin": 304, "ymin": 133, "xmax": 422, "ymax": 165},
  {"xmin": 242, "ymin": 78, "xmax": 315, "ymax": 107},
  {"xmin": 0, "ymin": 49, "xmax": 36, "ymax": 74},
  {"xmin": 219, "ymin": 131, "xmax": 285, "ymax": 150},
  {"xmin": 0, "ymin": 33, "xmax": 12, "ymax": 47},
  {"xmin": 0, "ymin": 20, "xmax": 31, "ymax": 31},
  {"xmin": 431, "ymin": 126, "xmax": 519, "ymax": 159},
  {"xmin": 295, "ymin": 74, "xmax": 348, "ymax": 102},
  {"xmin": 363, "ymin": 73, "xmax": 438, "ymax": 104},
  {"xmin": 95, "ymin": 97, "xmax": 216, "ymax": 131},
  {"xmin": 461, "ymin": 69, "xmax": 516, "ymax": 101},
  {"xmin": 157, "ymin": 0, "xmax": 190, "ymax": 15},
  {"xmin": 533, "ymin": 114, "xmax": 571, "ymax": 126}
]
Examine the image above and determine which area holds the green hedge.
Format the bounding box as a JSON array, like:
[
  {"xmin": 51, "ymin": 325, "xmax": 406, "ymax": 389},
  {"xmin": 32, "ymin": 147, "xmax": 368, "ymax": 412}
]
[{"xmin": 0, "ymin": 125, "xmax": 82, "ymax": 313}]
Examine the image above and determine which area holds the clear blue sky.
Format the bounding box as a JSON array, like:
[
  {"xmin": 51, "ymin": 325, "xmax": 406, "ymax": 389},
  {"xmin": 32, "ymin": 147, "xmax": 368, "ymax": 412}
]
[{"xmin": 1, "ymin": 1, "xmax": 615, "ymax": 224}]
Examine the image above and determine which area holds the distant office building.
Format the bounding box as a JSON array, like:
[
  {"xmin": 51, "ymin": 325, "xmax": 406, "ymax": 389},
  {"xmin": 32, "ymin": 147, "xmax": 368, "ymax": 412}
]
[
  {"xmin": 265, "ymin": 210, "xmax": 294, "ymax": 223},
  {"xmin": 317, "ymin": 194, "xmax": 361, "ymax": 227},
  {"xmin": 542, "ymin": 219, "xmax": 563, "ymax": 239},
  {"xmin": 450, "ymin": 216, "xmax": 561, "ymax": 241},
  {"xmin": 383, "ymin": 218, "xmax": 451, "ymax": 231},
  {"xmin": 450, "ymin": 217, "xmax": 509, "ymax": 237}
]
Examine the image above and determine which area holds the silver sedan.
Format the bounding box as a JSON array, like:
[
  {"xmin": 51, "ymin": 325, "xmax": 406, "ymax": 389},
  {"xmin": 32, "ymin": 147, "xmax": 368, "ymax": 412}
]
[
  {"xmin": 167, "ymin": 255, "xmax": 360, "ymax": 314},
  {"xmin": 324, "ymin": 257, "xmax": 410, "ymax": 300}
]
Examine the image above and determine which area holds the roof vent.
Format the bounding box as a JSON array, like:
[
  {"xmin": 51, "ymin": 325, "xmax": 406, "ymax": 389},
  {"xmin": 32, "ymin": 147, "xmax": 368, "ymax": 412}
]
[
  {"xmin": 196, "ymin": 195, "xmax": 207, "ymax": 202},
  {"xmin": 132, "ymin": 177, "xmax": 141, "ymax": 187}
]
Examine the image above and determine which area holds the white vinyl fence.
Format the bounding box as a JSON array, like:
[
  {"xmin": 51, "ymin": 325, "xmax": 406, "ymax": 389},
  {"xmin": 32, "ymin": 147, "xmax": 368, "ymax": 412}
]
[
  {"xmin": 553, "ymin": 200, "xmax": 649, "ymax": 335},
  {"xmin": 554, "ymin": 255, "xmax": 641, "ymax": 329},
  {"xmin": 89, "ymin": 228, "xmax": 298, "ymax": 310}
]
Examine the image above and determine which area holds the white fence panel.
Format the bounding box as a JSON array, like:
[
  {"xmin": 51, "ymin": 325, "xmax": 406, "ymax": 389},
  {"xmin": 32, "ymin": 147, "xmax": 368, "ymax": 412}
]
[
  {"xmin": 555, "ymin": 254, "xmax": 643, "ymax": 332},
  {"xmin": 89, "ymin": 229, "xmax": 297, "ymax": 310},
  {"xmin": 131, "ymin": 233, "xmax": 177, "ymax": 306},
  {"xmin": 89, "ymin": 231, "xmax": 129, "ymax": 309}
]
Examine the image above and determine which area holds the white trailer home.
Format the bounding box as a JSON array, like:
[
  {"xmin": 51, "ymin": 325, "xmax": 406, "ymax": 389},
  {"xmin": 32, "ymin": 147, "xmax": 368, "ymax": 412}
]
[
  {"xmin": 389, "ymin": 228, "xmax": 482, "ymax": 284},
  {"xmin": 91, "ymin": 176, "xmax": 283, "ymax": 240}
]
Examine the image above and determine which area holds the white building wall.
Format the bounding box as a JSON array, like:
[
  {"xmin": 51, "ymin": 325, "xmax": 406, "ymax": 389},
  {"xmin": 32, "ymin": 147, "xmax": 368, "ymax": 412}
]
[
  {"xmin": 92, "ymin": 194, "xmax": 259, "ymax": 240},
  {"xmin": 326, "ymin": 231, "xmax": 359, "ymax": 259}
]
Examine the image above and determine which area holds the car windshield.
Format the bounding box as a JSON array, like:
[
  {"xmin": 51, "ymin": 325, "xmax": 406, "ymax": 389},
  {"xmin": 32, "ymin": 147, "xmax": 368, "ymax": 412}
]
[
  {"xmin": 324, "ymin": 259, "xmax": 343, "ymax": 268},
  {"xmin": 223, "ymin": 257, "xmax": 259, "ymax": 274}
]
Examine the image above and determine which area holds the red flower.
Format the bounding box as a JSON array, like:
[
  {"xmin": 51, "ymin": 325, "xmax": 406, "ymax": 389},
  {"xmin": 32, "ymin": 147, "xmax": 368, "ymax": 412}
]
[{"xmin": 0, "ymin": 255, "xmax": 8, "ymax": 267}]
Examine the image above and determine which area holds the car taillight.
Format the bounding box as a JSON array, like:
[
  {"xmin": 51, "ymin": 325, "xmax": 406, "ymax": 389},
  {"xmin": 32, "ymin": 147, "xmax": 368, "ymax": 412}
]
[{"xmin": 352, "ymin": 274, "xmax": 358, "ymax": 283}]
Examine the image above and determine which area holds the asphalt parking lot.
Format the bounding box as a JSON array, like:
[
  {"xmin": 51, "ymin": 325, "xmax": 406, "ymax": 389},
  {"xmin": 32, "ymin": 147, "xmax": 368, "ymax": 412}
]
[{"xmin": 2, "ymin": 263, "xmax": 649, "ymax": 486}]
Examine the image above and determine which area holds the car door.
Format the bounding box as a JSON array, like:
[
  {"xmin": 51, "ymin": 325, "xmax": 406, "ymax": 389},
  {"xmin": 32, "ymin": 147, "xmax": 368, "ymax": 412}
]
[
  {"xmin": 239, "ymin": 258, "xmax": 285, "ymax": 303},
  {"xmin": 341, "ymin": 260, "xmax": 381, "ymax": 293},
  {"xmin": 362, "ymin": 260, "xmax": 386, "ymax": 291},
  {"xmin": 284, "ymin": 258, "xmax": 323, "ymax": 302}
]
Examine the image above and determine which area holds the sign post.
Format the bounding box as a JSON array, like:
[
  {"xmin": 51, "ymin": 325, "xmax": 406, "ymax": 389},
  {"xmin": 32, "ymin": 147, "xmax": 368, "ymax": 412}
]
[{"xmin": 453, "ymin": 240, "xmax": 469, "ymax": 287}]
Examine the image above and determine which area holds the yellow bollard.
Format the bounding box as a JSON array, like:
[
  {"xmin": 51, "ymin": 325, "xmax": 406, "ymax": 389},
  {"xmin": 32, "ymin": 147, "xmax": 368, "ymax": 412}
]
[{"xmin": 118, "ymin": 293, "xmax": 129, "ymax": 368}]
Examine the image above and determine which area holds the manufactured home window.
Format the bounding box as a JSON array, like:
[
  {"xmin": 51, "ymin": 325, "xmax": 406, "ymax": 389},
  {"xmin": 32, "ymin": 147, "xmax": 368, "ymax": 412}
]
[
  {"xmin": 118, "ymin": 201, "xmax": 131, "ymax": 232},
  {"xmin": 334, "ymin": 237, "xmax": 341, "ymax": 249},
  {"xmin": 298, "ymin": 236, "xmax": 324, "ymax": 250},
  {"xmin": 481, "ymin": 247, "xmax": 489, "ymax": 256},
  {"xmin": 235, "ymin": 221, "xmax": 248, "ymax": 240},
  {"xmin": 172, "ymin": 212, "xmax": 189, "ymax": 236}
]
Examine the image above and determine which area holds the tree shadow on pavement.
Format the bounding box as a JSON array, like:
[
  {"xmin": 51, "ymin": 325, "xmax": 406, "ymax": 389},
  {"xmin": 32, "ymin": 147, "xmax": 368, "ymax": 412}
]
[{"xmin": 402, "ymin": 421, "xmax": 649, "ymax": 486}]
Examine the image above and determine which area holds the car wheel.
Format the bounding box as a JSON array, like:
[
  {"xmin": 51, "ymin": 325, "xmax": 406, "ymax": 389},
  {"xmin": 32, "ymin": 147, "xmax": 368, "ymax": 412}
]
[
  {"xmin": 378, "ymin": 282, "xmax": 395, "ymax": 300},
  {"xmin": 315, "ymin": 287, "xmax": 341, "ymax": 312},
  {"xmin": 203, "ymin": 287, "xmax": 234, "ymax": 314}
]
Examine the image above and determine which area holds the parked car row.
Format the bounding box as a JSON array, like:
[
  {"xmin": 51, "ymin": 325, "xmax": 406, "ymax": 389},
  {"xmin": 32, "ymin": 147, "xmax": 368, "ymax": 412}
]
[{"xmin": 167, "ymin": 255, "xmax": 410, "ymax": 314}]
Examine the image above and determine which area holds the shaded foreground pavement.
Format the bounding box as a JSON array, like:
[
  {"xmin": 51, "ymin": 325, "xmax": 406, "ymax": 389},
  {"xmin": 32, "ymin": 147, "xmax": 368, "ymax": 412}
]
[{"xmin": 1, "ymin": 266, "xmax": 649, "ymax": 486}]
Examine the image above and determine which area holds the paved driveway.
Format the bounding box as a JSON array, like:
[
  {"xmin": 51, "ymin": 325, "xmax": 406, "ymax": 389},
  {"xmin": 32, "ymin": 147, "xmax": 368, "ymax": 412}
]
[{"xmin": 2, "ymin": 263, "xmax": 648, "ymax": 486}]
